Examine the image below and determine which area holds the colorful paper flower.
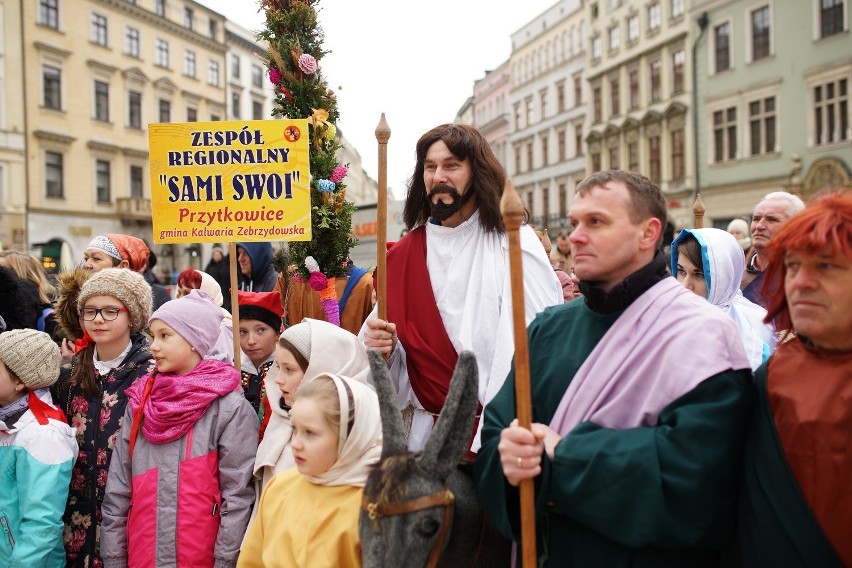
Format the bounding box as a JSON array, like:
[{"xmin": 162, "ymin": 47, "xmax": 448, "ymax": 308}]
[
  {"xmin": 316, "ymin": 179, "xmax": 336, "ymax": 193},
  {"xmin": 329, "ymin": 165, "xmax": 348, "ymax": 184},
  {"xmin": 310, "ymin": 107, "xmax": 329, "ymax": 128},
  {"xmin": 304, "ymin": 256, "xmax": 339, "ymax": 326},
  {"xmin": 323, "ymin": 122, "xmax": 337, "ymax": 141},
  {"xmin": 298, "ymin": 53, "xmax": 318, "ymax": 75},
  {"xmin": 269, "ymin": 68, "xmax": 282, "ymax": 85}
]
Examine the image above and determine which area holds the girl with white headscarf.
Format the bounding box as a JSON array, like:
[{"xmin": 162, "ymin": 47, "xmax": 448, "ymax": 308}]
[
  {"xmin": 239, "ymin": 374, "xmax": 381, "ymax": 567},
  {"xmin": 671, "ymin": 228, "xmax": 774, "ymax": 370}
]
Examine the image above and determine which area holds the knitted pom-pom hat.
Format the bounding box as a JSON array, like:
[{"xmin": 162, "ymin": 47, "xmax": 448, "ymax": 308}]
[
  {"xmin": 0, "ymin": 329, "xmax": 61, "ymax": 390},
  {"xmin": 77, "ymin": 268, "xmax": 153, "ymax": 334}
]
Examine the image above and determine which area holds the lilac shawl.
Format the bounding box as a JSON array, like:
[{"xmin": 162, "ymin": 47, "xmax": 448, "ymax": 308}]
[
  {"xmin": 550, "ymin": 277, "xmax": 750, "ymax": 434},
  {"xmin": 127, "ymin": 358, "xmax": 241, "ymax": 444}
]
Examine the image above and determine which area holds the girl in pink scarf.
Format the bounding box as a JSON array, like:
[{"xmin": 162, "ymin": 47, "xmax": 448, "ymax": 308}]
[{"xmin": 101, "ymin": 291, "xmax": 259, "ymax": 567}]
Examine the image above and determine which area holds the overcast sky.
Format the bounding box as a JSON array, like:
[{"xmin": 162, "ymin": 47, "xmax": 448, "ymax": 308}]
[{"xmin": 197, "ymin": 0, "xmax": 557, "ymax": 199}]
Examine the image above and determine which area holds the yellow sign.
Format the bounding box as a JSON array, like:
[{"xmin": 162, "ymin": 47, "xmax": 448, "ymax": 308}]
[{"xmin": 148, "ymin": 120, "xmax": 311, "ymax": 244}]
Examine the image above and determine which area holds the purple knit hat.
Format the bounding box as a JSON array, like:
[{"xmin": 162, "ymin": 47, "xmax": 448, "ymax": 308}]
[{"xmin": 149, "ymin": 290, "xmax": 223, "ymax": 357}]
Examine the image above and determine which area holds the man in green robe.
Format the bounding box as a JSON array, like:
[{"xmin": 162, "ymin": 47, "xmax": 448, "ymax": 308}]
[{"xmin": 475, "ymin": 170, "xmax": 753, "ymax": 567}]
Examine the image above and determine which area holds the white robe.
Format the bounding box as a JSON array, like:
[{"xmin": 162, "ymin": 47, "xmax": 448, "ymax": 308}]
[{"xmin": 362, "ymin": 210, "xmax": 563, "ymax": 452}]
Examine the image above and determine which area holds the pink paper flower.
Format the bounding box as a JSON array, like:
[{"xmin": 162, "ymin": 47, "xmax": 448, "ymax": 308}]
[
  {"xmin": 308, "ymin": 271, "xmax": 327, "ymax": 291},
  {"xmin": 330, "ymin": 165, "xmax": 348, "ymax": 184},
  {"xmin": 298, "ymin": 53, "xmax": 318, "ymax": 75},
  {"xmin": 269, "ymin": 68, "xmax": 282, "ymax": 85}
]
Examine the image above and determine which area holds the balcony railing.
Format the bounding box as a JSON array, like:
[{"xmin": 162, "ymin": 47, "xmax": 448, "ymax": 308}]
[{"xmin": 116, "ymin": 197, "xmax": 152, "ymax": 223}]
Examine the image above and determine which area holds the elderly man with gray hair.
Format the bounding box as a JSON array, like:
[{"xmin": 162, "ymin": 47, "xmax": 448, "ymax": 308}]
[{"xmin": 741, "ymin": 191, "xmax": 805, "ymax": 307}]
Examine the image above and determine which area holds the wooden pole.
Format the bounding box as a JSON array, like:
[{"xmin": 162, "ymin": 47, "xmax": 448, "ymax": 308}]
[
  {"xmin": 375, "ymin": 114, "xmax": 391, "ymax": 323},
  {"xmin": 693, "ymin": 193, "xmax": 705, "ymax": 228},
  {"xmin": 228, "ymin": 242, "xmax": 240, "ymax": 371},
  {"xmin": 500, "ymin": 180, "xmax": 537, "ymax": 568}
]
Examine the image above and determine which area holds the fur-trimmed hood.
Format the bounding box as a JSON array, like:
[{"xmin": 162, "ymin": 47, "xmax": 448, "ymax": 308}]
[{"xmin": 53, "ymin": 269, "xmax": 91, "ymax": 340}]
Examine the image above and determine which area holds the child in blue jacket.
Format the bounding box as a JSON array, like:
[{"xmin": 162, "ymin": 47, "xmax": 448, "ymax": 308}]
[{"xmin": 0, "ymin": 329, "xmax": 77, "ymax": 565}]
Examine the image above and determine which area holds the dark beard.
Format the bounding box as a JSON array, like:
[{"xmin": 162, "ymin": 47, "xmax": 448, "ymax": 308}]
[{"xmin": 428, "ymin": 184, "xmax": 466, "ymax": 221}]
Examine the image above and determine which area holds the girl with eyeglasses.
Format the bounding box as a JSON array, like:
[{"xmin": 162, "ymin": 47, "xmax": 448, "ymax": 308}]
[{"xmin": 53, "ymin": 268, "xmax": 154, "ymax": 567}]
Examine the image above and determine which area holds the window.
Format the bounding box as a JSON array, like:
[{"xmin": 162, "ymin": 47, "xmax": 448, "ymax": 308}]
[
  {"xmin": 184, "ymin": 50, "xmax": 197, "ymax": 77},
  {"xmin": 592, "ymin": 152, "xmax": 601, "ymax": 172},
  {"xmin": 94, "ymin": 81, "xmax": 109, "ymax": 121},
  {"xmin": 591, "ymin": 35, "xmax": 602, "ymax": 61},
  {"xmin": 184, "ymin": 7, "xmax": 193, "ymax": 29},
  {"xmin": 609, "ymin": 146, "xmax": 619, "ymax": 169},
  {"xmin": 672, "ymin": 50, "xmax": 685, "ymax": 94},
  {"xmin": 541, "ymin": 134, "xmax": 549, "ymax": 166},
  {"xmin": 650, "ymin": 60, "xmax": 662, "ymax": 102},
  {"xmin": 713, "ymin": 106, "xmax": 738, "ymax": 162},
  {"xmin": 232, "ymin": 92, "xmax": 241, "ymax": 118},
  {"xmin": 559, "ymin": 184, "xmax": 567, "ymax": 218},
  {"xmin": 209, "ymin": 20, "xmax": 217, "ymax": 40},
  {"xmin": 231, "ymin": 54, "xmax": 240, "ymax": 78},
  {"xmin": 252, "ymin": 65, "xmax": 263, "ymax": 88},
  {"xmin": 610, "ymin": 78, "xmax": 620, "ymax": 115},
  {"xmin": 526, "ymin": 141, "xmax": 533, "ymax": 172},
  {"xmin": 187, "ymin": 107, "xmax": 197, "ymax": 122},
  {"xmin": 125, "ymin": 26, "xmax": 140, "ymax": 57},
  {"xmin": 513, "ymin": 103, "xmax": 521, "ymax": 129},
  {"xmin": 540, "ymin": 90, "xmax": 548, "ymax": 120},
  {"xmin": 573, "ymin": 75, "xmax": 583, "ymax": 106},
  {"xmin": 252, "ymin": 100, "xmax": 263, "ymax": 120},
  {"xmin": 91, "ymin": 13, "xmax": 108, "ymax": 46},
  {"xmin": 210, "ymin": 114, "xmax": 220, "ymax": 121},
  {"xmin": 155, "ymin": 38, "xmax": 169, "ymax": 68},
  {"xmin": 159, "ymin": 99, "xmax": 171, "ymax": 123},
  {"xmin": 43, "ymin": 65, "xmax": 61, "ymax": 110},
  {"xmin": 814, "ymin": 78, "xmax": 849, "ymax": 145},
  {"xmin": 609, "ymin": 25, "xmax": 620, "ymax": 51},
  {"xmin": 714, "ymin": 23, "xmax": 731, "ymax": 72},
  {"xmin": 557, "ymin": 129, "xmax": 566, "ymax": 161},
  {"xmin": 96, "ymin": 160, "xmax": 111, "ymax": 203},
  {"xmin": 648, "ymin": 3, "xmax": 661, "ymax": 31},
  {"xmin": 671, "ymin": 129, "xmax": 685, "ymax": 179},
  {"xmin": 514, "ymin": 144, "xmax": 521, "ymax": 174},
  {"xmin": 45, "ymin": 152, "xmax": 63, "ymax": 198},
  {"xmin": 671, "ymin": 0, "xmax": 684, "ymax": 18},
  {"xmin": 130, "ymin": 165, "xmax": 144, "ymax": 198},
  {"xmin": 527, "ymin": 191, "xmax": 534, "ymax": 217},
  {"xmin": 593, "ymin": 86, "xmax": 602, "ymax": 122},
  {"xmin": 542, "ymin": 187, "xmax": 550, "ymax": 221},
  {"xmin": 628, "ymin": 141, "xmax": 639, "ymax": 171},
  {"xmin": 575, "ymin": 125, "xmax": 584, "ymax": 156},
  {"xmin": 155, "ymin": 0, "xmax": 165, "ymax": 17},
  {"xmin": 128, "ymin": 91, "xmax": 142, "ymax": 129},
  {"xmin": 629, "ymin": 69, "xmax": 640, "ymax": 109},
  {"xmin": 525, "ymin": 97, "xmax": 533, "ymax": 125},
  {"xmin": 627, "ymin": 15, "xmax": 639, "ymax": 42},
  {"xmin": 557, "ymin": 81, "xmax": 565, "ymax": 113},
  {"xmin": 208, "ymin": 61, "xmax": 220, "ymax": 86},
  {"xmin": 749, "ymin": 97, "xmax": 777, "ymax": 155},
  {"xmin": 39, "ymin": 0, "xmax": 59, "ymax": 29},
  {"xmin": 648, "ymin": 136, "xmax": 661, "ymax": 181},
  {"xmin": 751, "ymin": 6, "xmax": 771, "ymax": 61},
  {"xmin": 821, "ymin": 0, "xmax": 845, "ymax": 37}
]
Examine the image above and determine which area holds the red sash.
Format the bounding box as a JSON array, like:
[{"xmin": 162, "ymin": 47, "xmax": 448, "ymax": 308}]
[
  {"xmin": 29, "ymin": 391, "xmax": 67, "ymax": 425},
  {"xmin": 386, "ymin": 227, "xmax": 459, "ymax": 416}
]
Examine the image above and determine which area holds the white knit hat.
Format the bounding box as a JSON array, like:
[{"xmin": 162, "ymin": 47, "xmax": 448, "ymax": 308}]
[
  {"xmin": 280, "ymin": 321, "xmax": 312, "ymax": 361},
  {"xmin": 0, "ymin": 329, "xmax": 61, "ymax": 390}
]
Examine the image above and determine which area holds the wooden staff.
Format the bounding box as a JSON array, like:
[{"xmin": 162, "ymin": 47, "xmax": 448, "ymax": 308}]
[
  {"xmin": 500, "ymin": 179, "xmax": 537, "ymax": 567},
  {"xmin": 693, "ymin": 193, "xmax": 705, "ymax": 228},
  {"xmin": 228, "ymin": 242, "xmax": 240, "ymax": 371},
  {"xmin": 375, "ymin": 114, "xmax": 391, "ymax": 322}
]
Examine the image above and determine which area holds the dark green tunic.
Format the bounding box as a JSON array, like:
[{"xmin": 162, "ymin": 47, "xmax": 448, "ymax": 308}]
[{"xmin": 475, "ymin": 298, "xmax": 753, "ymax": 568}]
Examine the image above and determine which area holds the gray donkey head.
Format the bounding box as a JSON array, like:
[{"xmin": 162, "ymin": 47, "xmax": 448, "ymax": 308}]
[{"xmin": 360, "ymin": 350, "xmax": 509, "ymax": 568}]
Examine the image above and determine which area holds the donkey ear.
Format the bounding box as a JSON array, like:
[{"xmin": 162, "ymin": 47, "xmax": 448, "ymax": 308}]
[
  {"xmin": 368, "ymin": 349, "xmax": 408, "ymax": 457},
  {"xmin": 418, "ymin": 351, "xmax": 478, "ymax": 479}
]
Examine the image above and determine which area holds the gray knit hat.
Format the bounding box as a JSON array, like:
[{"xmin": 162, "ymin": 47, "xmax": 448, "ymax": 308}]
[
  {"xmin": 77, "ymin": 268, "xmax": 153, "ymax": 334},
  {"xmin": 0, "ymin": 329, "xmax": 61, "ymax": 390},
  {"xmin": 280, "ymin": 321, "xmax": 312, "ymax": 361}
]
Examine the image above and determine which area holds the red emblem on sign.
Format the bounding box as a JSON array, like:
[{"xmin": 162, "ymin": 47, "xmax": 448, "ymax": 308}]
[{"xmin": 284, "ymin": 125, "xmax": 301, "ymax": 142}]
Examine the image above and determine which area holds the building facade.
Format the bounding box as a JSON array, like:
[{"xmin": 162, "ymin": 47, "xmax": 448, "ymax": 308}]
[
  {"xmin": 472, "ymin": 60, "xmax": 512, "ymax": 173},
  {"xmin": 509, "ymin": 0, "xmax": 587, "ymax": 233},
  {"xmin": 22, "ymin": 0, "xmax": 227, "ymax": 270},
  {"xmin": 693, "ymin": 0, "xmax": 852, "ymax": 228},
  {"xmin": 0, "ymin": 0, "xmax": 26, "ymax": 251},
  {"xmin": 585, "ymin": 0, "xmax": 695, "ymax": 227},
  {"xmin": 225, "ymin": 20, "xmax": 275, "ymax": 122}
]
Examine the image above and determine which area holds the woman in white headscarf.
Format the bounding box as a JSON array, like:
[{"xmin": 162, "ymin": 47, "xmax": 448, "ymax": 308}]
[{"xmin": 671, "ymin": 228, "xmax": 774, "ymax": 370}]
